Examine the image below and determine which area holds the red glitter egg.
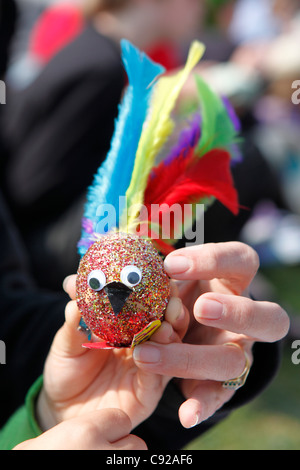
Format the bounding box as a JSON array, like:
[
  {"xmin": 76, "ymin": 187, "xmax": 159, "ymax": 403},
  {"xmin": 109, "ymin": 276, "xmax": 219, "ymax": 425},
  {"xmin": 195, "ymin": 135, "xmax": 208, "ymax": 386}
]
[{"xmin": 76, "ymin": 232, "xmax": 171, "ymax": 347}]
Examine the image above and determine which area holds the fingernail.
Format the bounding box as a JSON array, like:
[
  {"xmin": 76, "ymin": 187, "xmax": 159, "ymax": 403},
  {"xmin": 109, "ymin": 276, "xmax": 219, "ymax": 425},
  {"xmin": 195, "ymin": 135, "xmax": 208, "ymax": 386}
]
[
  {"xmin": 168, "ymin": 297, "xmax": 184, "ymax": 322},
  {"xmin": 63, "ymin": 275, "xmax": 71, "ymax": 292},
  {"xmin": 197, "ymin": 299, "xmax": 223, "ymax": 320},
  {"xmin": 133, "ymin": 344, "xmax": 161, "ymax": 363},
  {"xmin": 176, "ymin": 304, "xmax": 185, "ymax": 322},
  {"xmin": 190, "ymin": 413, "xmax": 201, "ymax": 428},
  {"xmin": 163, "ymin": 322, "xmax": 177, "ymax": 342},
  {"xmin": 164, "ymin": 256, "xmax": 191, "ymax": 274}
]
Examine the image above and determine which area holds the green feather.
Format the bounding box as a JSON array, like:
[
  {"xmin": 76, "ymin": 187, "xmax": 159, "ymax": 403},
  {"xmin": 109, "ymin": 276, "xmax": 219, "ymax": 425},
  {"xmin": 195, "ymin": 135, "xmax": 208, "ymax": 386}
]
[{"xmin": 195, "ymin": 75, "xmax": 239, "ymax": 156}]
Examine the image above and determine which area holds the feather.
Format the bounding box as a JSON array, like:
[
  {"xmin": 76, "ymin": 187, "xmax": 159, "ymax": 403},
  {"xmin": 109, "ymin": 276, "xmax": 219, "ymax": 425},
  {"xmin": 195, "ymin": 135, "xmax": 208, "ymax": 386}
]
[
  {"xmin": 145, "ymin": 147, "xmax": 239, "ymax": 212},
  {"xmin": 141, "ymin": 147, "xmax": 239, "ymax": 254},
  {"xmin": 120, "ymin": 41, "xmax": 205, "ymax": 233},
  {"xmin": 164, "ymin": 112, "xmax": 201, "ymax": 165},
  {"xmin": 195, "ymin": 75, "xmax": 241, "ymax": 157},
  {"xmin": 78, "ymin": 40, "xmax": 164, "ymax": 256}
]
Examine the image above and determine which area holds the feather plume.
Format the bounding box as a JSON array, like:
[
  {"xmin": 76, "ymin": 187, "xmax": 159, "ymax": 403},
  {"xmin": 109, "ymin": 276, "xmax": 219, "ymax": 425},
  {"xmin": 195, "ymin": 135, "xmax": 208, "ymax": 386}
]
[
  {"xmin": 78, "ymin": 40, "xmax": 164, "ymax": 256},
  {"xmin": 120, "ymin": 41, "xmax": 205, "ymax": 233},
  {"xmin": 78, "ymin": 39, "xmax": 241, "ymax": 258}
]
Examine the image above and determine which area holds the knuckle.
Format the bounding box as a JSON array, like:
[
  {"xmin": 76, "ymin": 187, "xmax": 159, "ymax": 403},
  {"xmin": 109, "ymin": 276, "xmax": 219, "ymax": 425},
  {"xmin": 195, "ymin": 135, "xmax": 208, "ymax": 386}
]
[
  {"xmin": 238, "ymin": 299, "xmax": 255, "ymax": 332},
  {"xmin": 224, "ymin": 296, "xmax": 254, "ymax": 333},
  {"xmin": 204, "ymin": 243, "xmax": 220, "ymax": 273},
  {"xmin": 182, "ymin": 348, "xmax": 195, "ymax": 377},
  {"xmin": 110, "ymin": 408, "xmax": 132, "ymax": 429},
  {"xmin": 74, "ymin": 420, "xmax": 99, "ymax": 441}
]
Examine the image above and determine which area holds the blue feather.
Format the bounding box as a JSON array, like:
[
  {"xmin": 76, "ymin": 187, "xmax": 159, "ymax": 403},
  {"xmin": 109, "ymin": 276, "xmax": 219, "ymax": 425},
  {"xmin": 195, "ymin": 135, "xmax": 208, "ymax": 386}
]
[{"xmin": 78, "ymin": 40, "xmax": 165, "ymax": 257}]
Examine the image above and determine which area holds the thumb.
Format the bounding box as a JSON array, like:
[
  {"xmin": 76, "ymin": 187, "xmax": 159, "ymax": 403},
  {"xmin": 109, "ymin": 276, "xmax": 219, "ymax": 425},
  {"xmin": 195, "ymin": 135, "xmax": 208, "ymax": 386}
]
[{"xmin": 51, "ymin": 300, "xmax": 88, "ymax": 357}]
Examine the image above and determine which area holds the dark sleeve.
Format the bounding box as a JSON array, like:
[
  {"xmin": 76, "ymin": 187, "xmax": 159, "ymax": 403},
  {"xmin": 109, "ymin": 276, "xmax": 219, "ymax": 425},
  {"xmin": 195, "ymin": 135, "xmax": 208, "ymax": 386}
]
[
  {"xmin": 0, "ymin": 192, "xmax": 67, "ymax": 427},
  {"xmin": 134, "ymin": 341, "xmax": 281, "ymax": 450},
  {"xmin": 1, "ymin": 25, "xmax": 125, "ymax": 290},
  {"xmin": 0, "ymin": 0, "xmax": 17, "ymax": 78}
]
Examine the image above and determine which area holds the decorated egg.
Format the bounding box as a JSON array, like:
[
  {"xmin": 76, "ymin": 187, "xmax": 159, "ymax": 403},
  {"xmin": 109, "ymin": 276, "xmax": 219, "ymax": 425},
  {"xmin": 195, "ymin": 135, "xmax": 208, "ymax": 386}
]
[{"xmin": 76, "ymin": 232, "xmax": 171, "ymax": 348}]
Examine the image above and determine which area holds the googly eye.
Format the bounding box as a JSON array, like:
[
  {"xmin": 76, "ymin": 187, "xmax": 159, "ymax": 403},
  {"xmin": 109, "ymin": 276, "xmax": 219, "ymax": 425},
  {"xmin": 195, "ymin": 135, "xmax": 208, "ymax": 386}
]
[
  {"xmin": 87, "ymin": 269, "xmax": 106, "ymax": 291},
  {"xmin": 120, "ymin": 265, "xmax": 142, "ymax": 288}
]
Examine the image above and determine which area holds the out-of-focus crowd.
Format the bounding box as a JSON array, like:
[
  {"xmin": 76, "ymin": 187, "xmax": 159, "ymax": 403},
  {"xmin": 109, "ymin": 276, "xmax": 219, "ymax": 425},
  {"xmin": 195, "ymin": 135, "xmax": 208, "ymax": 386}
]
[{"xmin": 1, "ymin": 0, "xmax": 299, "ymax": 281}]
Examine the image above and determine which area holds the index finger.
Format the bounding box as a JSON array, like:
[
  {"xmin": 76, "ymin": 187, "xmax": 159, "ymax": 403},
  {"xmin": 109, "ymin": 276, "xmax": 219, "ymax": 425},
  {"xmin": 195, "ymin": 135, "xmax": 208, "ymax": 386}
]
[
  {"xmin": 133, "ymin": 342, "xmax": 247, "ymax": 382},
  {"xmin": 164, "ymin": 242, "xmax": 260, "ymax": 293}
]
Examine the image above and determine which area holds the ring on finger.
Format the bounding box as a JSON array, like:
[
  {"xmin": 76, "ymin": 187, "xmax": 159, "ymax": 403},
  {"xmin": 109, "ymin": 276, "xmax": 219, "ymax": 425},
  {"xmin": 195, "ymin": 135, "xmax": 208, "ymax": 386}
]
[{"xmin": 222, "ymin": 342, "xmax": 251, "ymax": 391}]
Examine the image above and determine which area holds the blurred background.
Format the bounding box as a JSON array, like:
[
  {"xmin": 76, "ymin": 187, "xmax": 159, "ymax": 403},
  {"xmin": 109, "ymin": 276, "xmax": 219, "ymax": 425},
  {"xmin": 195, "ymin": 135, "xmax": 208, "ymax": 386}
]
[{"xmin": 1, "ymin": 0, "xmax": 300, "ymax": 449}]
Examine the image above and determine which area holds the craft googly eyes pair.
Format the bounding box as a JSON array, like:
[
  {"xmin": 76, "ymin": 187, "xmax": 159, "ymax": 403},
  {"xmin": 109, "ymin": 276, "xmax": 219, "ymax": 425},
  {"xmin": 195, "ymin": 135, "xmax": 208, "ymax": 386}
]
[{"xmin": 87, "ymin": 265, "xmax": 142, "ymax": 291}]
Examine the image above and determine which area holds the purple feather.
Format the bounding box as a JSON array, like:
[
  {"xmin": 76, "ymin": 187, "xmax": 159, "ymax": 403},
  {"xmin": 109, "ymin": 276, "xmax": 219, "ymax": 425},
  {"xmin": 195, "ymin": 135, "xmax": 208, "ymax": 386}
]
[
  {"xmin": 164, "ymin": 113, "xmax": 201, "ymax": 165},
  {"xmin": 82, "ymin": 217, "xmax": 94, "ymax": 234},
  {"xmin": 221, "ymin": 95, "xmax": 241, "ymax": 133},
  {"xmin": 221, "ymin": 96, "xmax": 243, "ymax": 164}
]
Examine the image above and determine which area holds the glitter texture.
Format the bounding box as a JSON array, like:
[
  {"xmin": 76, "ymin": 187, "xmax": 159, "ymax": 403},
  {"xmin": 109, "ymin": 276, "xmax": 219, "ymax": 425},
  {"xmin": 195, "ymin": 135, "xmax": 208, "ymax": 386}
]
[{"xmin": 76, "ymin": 233, "xmax": 171, "ymax": 347}]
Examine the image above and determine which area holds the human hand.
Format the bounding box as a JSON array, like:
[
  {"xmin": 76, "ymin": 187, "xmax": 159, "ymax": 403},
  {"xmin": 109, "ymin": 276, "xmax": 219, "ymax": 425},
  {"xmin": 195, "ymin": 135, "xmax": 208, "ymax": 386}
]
[
  {"xmin": 14, "ymin": 409, "xmax": 147, "ymax": 450},
  {"xmin": 36, "ymin": 276, "xmax": 189, "ymax": 432},
  {"xmin": 133, "ymin": 242, "xmax": 290, "ymax": 428}
]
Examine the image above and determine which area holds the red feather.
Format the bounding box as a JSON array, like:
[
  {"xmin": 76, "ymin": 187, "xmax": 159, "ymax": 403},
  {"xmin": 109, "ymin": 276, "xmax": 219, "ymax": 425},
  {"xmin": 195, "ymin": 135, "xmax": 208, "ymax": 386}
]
[
  {"xmin": 142, "ymin": 148, "xmax": 239, "ymax": 254},
  {"xmin": 144, "ymin": 148, "xmax": 239, "ymax": 214}
]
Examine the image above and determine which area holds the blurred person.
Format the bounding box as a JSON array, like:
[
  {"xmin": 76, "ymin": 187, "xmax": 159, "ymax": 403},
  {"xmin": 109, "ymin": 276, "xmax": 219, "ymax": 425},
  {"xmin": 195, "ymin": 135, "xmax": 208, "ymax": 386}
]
[
  {"xmin": 7, "ymin": 0, "xmax": 202, "ymax": 90},
  {"xmin": 198, "ymin": 0, "xmax": 238, "ymax": 62},
  {"xmin": 6, "ymin": 1, "xmax": 107, "ymax": 90},
  {"xmin": 1, "ymin": 0, "xmax": 203, "ymax": 291},
  {"xmin": 272, "ymin": 0, "xmax": 300, "ymax": 30},
  {"xmin": 6, "ymin": 0, "xmax": 57, "ymax": 81},
  {"xmin": 229, "ymin": 0, "xmax": 300, "ymax": 216},
  {"xmin": 229, "ymin": 0, "xmax": 282, "ymax": 45}
]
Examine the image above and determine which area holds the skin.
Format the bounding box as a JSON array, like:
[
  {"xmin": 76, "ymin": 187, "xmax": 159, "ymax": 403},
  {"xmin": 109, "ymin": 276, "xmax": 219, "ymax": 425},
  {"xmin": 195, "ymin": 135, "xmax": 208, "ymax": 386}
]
[
  {"xmin": 34, "ymin": 242, "xmax": 289, "ymax": 442},
  {"xmin": 35, "ymin": 280, "xmax": 189, "ymax": 433},
  {"xmin": 14, "ymin": 409, "xmax": 147, "ymax": 450},
  {"xmin": 134, "ymin": 242, "xmax": 290, "ymax": 428}
]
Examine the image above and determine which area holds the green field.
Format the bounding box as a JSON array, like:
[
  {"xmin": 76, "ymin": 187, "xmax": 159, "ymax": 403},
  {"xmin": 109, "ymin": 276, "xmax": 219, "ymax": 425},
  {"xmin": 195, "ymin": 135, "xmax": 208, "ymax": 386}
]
[{"xmin": 185, "ymin": 265, "xmax": 300, "ymax": 450}]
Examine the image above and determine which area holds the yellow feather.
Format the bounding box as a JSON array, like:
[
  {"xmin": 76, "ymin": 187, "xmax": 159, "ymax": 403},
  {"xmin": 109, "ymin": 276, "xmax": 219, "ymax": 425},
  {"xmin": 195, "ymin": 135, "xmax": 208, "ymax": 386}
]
[{"xmin": 120, "ymin": 40, "xmax": 205, "ymax": 233}]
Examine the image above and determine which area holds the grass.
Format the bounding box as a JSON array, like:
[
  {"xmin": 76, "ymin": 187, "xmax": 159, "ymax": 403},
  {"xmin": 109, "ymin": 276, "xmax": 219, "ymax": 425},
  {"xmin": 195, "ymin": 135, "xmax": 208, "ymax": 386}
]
[{"xmin": 184, "ymin": 264, "xmax": 300, "ymax": 450}]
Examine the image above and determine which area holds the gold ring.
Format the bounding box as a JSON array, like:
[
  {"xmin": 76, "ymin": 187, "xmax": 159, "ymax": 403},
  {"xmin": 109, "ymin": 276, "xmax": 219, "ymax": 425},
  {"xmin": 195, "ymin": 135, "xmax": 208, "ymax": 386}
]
[{"xmin": 222, "ymin": 343, "xmax": 251, "ymax": 391}]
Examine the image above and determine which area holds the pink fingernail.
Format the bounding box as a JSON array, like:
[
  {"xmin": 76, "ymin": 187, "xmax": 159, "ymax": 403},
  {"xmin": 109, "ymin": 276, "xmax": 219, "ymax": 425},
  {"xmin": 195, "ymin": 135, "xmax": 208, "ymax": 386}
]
[
  {"xmin": 133, "ymin": 344, "xmax": 161, "ymax": 363},
  {"xmin": 197, "ymin": 299, "xmax": 223, "ymax": 320},
  {"xmin": 164, "ymin": 256, "xmax": 191, "ymax": 274}
]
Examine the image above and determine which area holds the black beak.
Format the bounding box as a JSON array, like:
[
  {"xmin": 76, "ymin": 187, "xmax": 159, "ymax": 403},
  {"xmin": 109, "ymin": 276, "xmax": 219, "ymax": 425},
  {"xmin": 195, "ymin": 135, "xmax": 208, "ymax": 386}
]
[{"xmin": 104, "ymin": 282, "xmax": 132, "ymax": 317}]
